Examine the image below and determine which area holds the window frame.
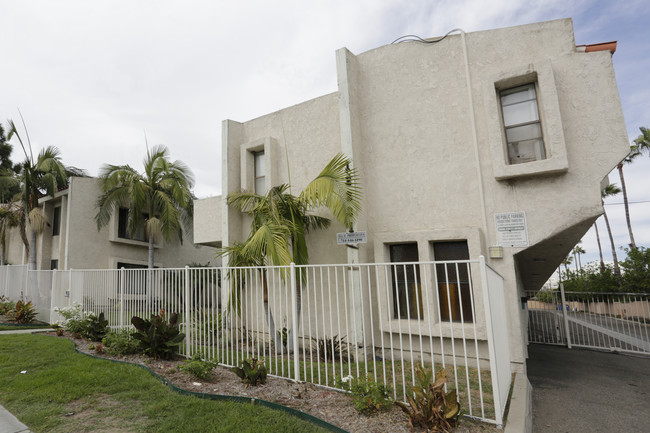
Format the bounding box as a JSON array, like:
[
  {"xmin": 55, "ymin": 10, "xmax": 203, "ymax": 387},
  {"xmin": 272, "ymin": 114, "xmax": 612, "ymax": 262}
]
[
  {"xmin": 52, "ymin": 206, "xmax": 61, "ymax": 236},
  {"xmin": 499, "ymin": 83, "xmax": 546, "ymax": 165}
]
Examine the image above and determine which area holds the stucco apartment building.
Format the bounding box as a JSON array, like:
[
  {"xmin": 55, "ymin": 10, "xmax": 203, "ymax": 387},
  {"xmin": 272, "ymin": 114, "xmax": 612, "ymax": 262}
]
[
  {"xmin": 193, "ymin": 19, "xmax": 630, "ymax": 371},
  {"xmin": 4, "ymin": 176, "xmax": 215, "ymax": 270}
]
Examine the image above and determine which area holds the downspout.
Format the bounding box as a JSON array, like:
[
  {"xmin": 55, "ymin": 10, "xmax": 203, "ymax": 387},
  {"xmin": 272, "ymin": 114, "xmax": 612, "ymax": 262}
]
[
  {"xmin": 64, "ymin": 178, "xmax": 72, "ymax": 270},
  {"xmin": 457, "ymin": 29, "xmax": 490, "ymax": 244}
]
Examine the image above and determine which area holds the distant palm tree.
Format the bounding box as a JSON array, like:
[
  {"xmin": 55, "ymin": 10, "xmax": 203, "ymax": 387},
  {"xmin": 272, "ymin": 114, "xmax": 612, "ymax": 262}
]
[
  {"xmin": 593, "ymin": 221, "xmax": 606, "ymax": 273},
  {"xmin": 95, "ymin": 145, "xmax": 194, "ymax": 308},
  {"xmin": 572, "ymin": 243, "xmax": 586, "ymax": 272},
  {"xmin": 616, "ymin": 147, "xmax": 639, "ymax": 249},
  {"xmin": 562, "ymin": 255, "xmax": 573, "ymax": 277},
  {"xmin": 95, "ymin": 145, "xmax": 195, "ymax": 268},
  {"xmin": 5, "ymin": 118, "xmax": 86, "ymax": 270},
  {"xmin": 0, "ymin": 201, "xmax": 21, "ymax": 265},
  {"xmin": 602, "ymin": 183, "xmax": 622, "ymax": 287}
]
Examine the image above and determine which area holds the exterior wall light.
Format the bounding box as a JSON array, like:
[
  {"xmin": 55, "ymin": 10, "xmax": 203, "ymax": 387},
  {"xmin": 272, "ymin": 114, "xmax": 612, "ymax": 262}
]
[{"xmin": 489, "ymin": 246, "xmax": 504, "ymax": 259}]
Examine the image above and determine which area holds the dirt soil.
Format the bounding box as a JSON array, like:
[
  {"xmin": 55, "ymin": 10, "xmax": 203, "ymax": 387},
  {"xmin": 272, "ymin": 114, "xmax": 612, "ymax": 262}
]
[{"xmin": 44, "ymin": 331, "xmax": 499, "ymax": 433}]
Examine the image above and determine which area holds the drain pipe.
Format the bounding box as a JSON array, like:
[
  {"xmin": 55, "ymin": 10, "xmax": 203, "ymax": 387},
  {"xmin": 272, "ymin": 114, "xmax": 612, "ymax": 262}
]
[{"xmin": 449, "ymin": 28, "xmax": 490, "ymax": 244}]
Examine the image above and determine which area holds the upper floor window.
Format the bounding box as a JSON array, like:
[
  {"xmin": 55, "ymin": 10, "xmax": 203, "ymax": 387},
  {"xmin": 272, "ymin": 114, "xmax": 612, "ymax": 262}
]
[
  {"xmin": 52, "ymin": 206, "xmax": 61, "ymax": 236},
  {"xmin": 118, "ymin": 208, "xmax": 148, "ymax": 242},
  {"xmin": 500, "ymin": 83, "xmax": 546, "ymax": 165},
  {"xmin": 254, "ymin": 151, "xmax": 265, "ymax": 194}
]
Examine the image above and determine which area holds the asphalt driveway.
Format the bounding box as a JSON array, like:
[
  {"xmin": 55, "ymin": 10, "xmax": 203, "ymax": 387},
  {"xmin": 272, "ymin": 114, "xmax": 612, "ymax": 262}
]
[{"xmin": 527, "ymin": 344, "xmax": 650, "ymax": 432}]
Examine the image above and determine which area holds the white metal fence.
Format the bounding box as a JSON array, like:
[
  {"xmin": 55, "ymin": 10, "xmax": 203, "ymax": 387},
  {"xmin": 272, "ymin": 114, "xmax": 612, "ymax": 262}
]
[
  {"xmin": 527, "ymin": 285, "xmax": 650, "ymax": 355},
  {"xmin": 0, "ymin": 257, "xmax": 510, "ymax": 425}
]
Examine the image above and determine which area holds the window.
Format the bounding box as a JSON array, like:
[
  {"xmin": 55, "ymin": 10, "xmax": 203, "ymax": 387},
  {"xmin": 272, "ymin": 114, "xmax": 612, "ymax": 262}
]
[
  {"xmin": 254, "ymin": 151, "xmax": 265, "ymax": 194},
  {"xmin": 390, "ymin": 243, "xmax": 423, "ymax": 320},
  {"xmin": 117, "ymin": 208, "xmax": 148, "ymax": 242},
  {"xmin": 52, "ymin": 206, "xmax": 61, "ymax": 236},
  {"xmin": 117, "ymin": 262, "xmax": 149, "ymax": 294},
  {"xmin": 500, "ymin": 84, "xmax": 546, "ymax": 165},
  {"xmin": 434, "ymin": 241, "xmax": 473, "ymax": 322},
  {"xmin": 50, "ymin": 260, "xmax": 58, "ymax": 270}
]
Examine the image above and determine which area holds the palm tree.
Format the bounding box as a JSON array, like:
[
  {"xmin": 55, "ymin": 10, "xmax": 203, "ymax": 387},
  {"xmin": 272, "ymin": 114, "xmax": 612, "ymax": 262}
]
[
  {"xmin": 616, "ymin": 146, "xmax": 640, "ymax": 249},
  {"xmin": 221, "ymin": 153, "xmax": 361, "ymax": 352},
  {"xmin": 5, "ymin": 118, "xmax": 85, "ymax": 270},
  {"xmin": 95, "ymin": 145, "xmax": 195, "ymax": 307},
  {"xmin": 562, "ymin": 255, "xmax": 573, "ymax": 276},
  {"xmin": 634, "ymin": 126, "xmax": 650, "ymax": 155},
  {"xmin": 572, "ymin": 243, "xmax": 586, "ymax": 272},
  {"xmin": 593, "ymin": 221, "xmax": 606, "ymax": 273},
  {"xmin": 0, "ymin": 201, "xmax": 22, "ymax": 265},
  {"xmin": 601, "ymin": 183, "xmax": 622, "ymax": 286}
]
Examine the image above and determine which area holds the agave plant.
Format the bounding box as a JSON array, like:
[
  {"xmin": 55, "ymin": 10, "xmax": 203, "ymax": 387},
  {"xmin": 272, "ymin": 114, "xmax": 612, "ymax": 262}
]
[{"xmin": 394, "ymin": 365, "xmax": 462, "ymax": 433}]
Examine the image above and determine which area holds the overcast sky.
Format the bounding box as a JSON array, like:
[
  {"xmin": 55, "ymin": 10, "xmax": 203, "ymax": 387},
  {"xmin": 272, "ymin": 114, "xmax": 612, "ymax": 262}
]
[{"xmin": 2, "ymin": 0, "xmax": 648, "ymax": 266}]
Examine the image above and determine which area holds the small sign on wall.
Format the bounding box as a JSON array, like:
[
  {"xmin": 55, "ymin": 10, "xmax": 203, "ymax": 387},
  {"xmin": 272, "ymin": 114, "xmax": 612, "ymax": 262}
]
[
  {"xmin": 494, "ymin": 211, "xmax": 529, "ymax": 247},
  {"xmin": 337, "ymin": 231, "xmax": 367, "ymax": 245}
]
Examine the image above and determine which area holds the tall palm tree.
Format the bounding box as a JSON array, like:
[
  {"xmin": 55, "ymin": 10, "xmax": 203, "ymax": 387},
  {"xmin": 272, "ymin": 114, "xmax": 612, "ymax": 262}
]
[
  {"xmin": 95, "ymin": 145, "xmax": 195, "ymax": 307},
  {"xmin": 593, "ymin": 221, "xmax": 606, "ymax": 273},
  {"xmin": 572, "ymin": 243, "xmax": 586, "ymax": 272},
  {"xmin": 221, "ymin": 153, "xmax": 361, "ymax": 352},
  {"xmin": 634, "ymin": 126, "xmax": 650, "ymax": 155},
  {"xmin": 0, "ymin": 201, "xmax": 22, "ymax": 265},
  {"xmin": 616, "ymin": 146, "xmax": 640, "ymax": 249},
  {"xmin": 602, "ymin": 183, "xmax": 622, "ymax": 287},
  {"xmin": 5, "ymin": 118, "xmax": 85, "ymax": 270}
]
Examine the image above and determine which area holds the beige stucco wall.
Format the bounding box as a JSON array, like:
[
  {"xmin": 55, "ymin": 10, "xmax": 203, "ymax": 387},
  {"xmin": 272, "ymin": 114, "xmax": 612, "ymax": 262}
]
[
  {"xmin": 196, "ymin": 18, "xmax": 630, "ymax": 372},
  {"xmin": 5, "ymin": 177, "xmax": 217, "ymax": 271}
]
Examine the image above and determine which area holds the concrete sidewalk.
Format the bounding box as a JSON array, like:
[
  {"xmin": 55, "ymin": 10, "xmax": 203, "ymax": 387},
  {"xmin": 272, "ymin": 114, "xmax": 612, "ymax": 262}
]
[
  {"xmin": 527, "ymin": 344, "xmax": 650, "ymax": 433},
  {"xmin": 0, "ymin": 404, "xmax": 31, "ymax": 433}
]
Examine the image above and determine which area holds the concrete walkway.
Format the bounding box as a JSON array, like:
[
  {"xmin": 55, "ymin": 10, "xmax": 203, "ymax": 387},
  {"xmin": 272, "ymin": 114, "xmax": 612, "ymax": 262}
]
[
  {"xmin": 0, "ymin": 328, "xmax": 50, "ymax": 433},
  {"xmin": 527, "ymin": 344, "xmax": 650, "ymax": 433}
]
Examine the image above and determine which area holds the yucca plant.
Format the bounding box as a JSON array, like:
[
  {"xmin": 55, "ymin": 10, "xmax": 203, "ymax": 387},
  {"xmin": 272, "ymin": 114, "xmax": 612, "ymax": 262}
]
[
  {"xmin": 312, "ymin": 334, "xmax": 351, "ymax": 362},
  {"xmin": 131, "ymin": 310, "xmax": 185, "ymax": 360},
  {"xmin": 233, "ymin": 358, "xmax": 267, "ymax": 386},
  {"xmin": 395, "ymin": 366, "xmax": 462, "ymax": 433}
]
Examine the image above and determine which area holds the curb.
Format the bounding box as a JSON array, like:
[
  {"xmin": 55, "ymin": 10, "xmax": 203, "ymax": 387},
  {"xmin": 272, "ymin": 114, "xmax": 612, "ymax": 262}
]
[
  {"xmin": 504, "ymin": 373, "xmax": 533, "ymax": 433},
  {"xmin": 69, "ymin": 341, "xmax": 349, "ymax": 433}
]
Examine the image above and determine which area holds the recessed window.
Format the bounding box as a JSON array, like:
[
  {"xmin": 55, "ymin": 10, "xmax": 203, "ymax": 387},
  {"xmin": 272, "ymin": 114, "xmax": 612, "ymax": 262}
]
[
  {"xmin": 390, "ymin": 243, "xmax": 422, "ymax": 320},
  {"xmin": 254, "ymin": 151, "xmax": 265, "ymax": 194},
  {"xmin": 50, "ymin": 259, "xmax": 58, "ymax": 270},
  {"xmin": 500, "ymin": 84, "xmax": 546, "ymax": 165},
  {"xmin": 433, "ymin": 241, "xmax": 473, "ymax": 322},
  {"xmin": 52, "ymin": 206, "xmax": 61, "ymax": 236},
  {"xmin": 117, "ymin": 208, "xmax": 148, "ymax": 242}
]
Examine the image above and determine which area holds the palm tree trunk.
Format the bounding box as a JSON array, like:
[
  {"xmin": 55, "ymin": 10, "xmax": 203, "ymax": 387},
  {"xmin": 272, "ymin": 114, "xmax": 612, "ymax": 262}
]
[
  {"xmin": 28, "ymin": 229, "xmax": 37, "ymax": 270},
  {"xmin": 594, "ymin": 222, "xmax": 605, "ymax": 273},
  {"xmin": 618, "ymin": 164, "xmax": 636, "ymax": 249},
  {"xmin": 573, "ymin": 252, "xmax": 578, "ymax": 272},
  {"xmin": 260, "ymin": 270, "xmax": 282, "ymax": 352},
  {"xmin": 602, "ymin": 205, "xmax": 622, "ymax": 287}
]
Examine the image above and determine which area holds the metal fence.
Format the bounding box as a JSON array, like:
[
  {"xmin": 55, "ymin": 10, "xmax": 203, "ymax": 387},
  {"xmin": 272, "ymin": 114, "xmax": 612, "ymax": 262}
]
[
  {"xmin": 0, "ymin": 257, "xmax": 510, "ymax": 426},
  {"xmin": 527, "ymin": 286, "xmax": 650, "ymax": 355}
]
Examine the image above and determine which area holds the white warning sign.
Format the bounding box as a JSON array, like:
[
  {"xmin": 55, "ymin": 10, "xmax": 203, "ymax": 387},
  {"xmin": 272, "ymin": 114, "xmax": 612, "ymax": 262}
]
[{"xmin": 494, "ymin": 211, "xmax": 529, "ymax": 247}]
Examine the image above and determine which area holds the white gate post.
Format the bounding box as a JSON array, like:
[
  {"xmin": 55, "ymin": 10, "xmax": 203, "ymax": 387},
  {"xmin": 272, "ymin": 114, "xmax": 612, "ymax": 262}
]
[
  {"xmin": 479, "ymin": 255, "xmax": 504, "ymax": 427},
  {"xmin": 559, "ymin": 283, "xmax": 572, "ymax": 349},
  {"xmin": 120, "ymin": 267, "xmax": 125, "ymax": 329},
  {"xmin": 184, "ymin": 266, "xmax": 191, "ymax": 357},
  {"xmin": 49, "ymin": 269, "xmax": 57, "ymax": 325},
  {"xmin": 290, "ymin": 262, "xmax": 300, "ymax": 381}
]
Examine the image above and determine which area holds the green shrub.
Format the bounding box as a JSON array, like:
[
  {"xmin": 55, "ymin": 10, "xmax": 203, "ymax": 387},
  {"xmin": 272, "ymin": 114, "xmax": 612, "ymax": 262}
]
[
  {"xmin": 102, "ymin": 329, "xmax": 141, "ymax": 356},
  {"xmin": 312, "ymin": 335, "xmax": 351, "ymax": 362},
  {"xmin": 395, "ymin": 366, "xmax": 462, "ymax": 432},
  {"xmin": 84, "ymin": 312, "xmax": 109, "ymax": 341},
  {"xmin": 233, "ymin": 358, "xmax": 267, "ymax": 386},
  {"xmin": 131, "ymin": 311, "xmax": 185, "ymax": 360},
  {"xmin": 54, "ymin": 303, "xmax": 87, "ymax": 334},
  {"xmin": 13, "ymin": 300, "xmax": 37, "ymax": 324},
  {"xmin": 180, "ymin": 353, "xmax": 217, "ymax": 380},
  {"xmin": 0, "ymin": 296, "xmax": 15, "ymax": 316},
  {"xmin": 336, "ymin": 375, "xmax": 393, "ymax": 415}
]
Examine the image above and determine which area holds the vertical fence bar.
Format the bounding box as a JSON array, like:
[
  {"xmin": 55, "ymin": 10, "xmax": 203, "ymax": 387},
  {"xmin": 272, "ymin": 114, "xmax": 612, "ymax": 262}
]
[
  {"xmin": 290, "ymin": 262, "xmax": 299, "ymax": 382},
  {"xmin": 120, "ymin": 268, "xmax": 125, "ymax": 329},
  {"xmin": 559, "ymin": 283, "xmax": 572, "ymax": 349},
  {"xmin": 184, "ymin": 265, "xmax": 190, "ymax": 357}
]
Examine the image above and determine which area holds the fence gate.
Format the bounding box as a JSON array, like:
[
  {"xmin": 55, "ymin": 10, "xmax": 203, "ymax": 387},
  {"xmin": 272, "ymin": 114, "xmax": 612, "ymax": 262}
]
[{"xmin": 527, "ymin": 285, "xmax": 650, "ymax": 355}]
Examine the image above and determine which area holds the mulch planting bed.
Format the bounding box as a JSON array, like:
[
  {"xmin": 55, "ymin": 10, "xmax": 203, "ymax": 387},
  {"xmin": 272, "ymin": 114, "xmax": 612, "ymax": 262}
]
[{"xmin": 42, "ymin": 331, "xmax": 498, "ymax": 433}]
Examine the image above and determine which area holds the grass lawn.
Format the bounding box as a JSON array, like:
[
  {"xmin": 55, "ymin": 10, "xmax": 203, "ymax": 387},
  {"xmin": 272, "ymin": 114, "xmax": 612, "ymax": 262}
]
[
  {"xmin": 0, "ymin": 324, "xmax": 51, "ymax": 331},
  {"xmin": 0, "ymin": 334, "xmax": 330, "ymax": 433}
]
